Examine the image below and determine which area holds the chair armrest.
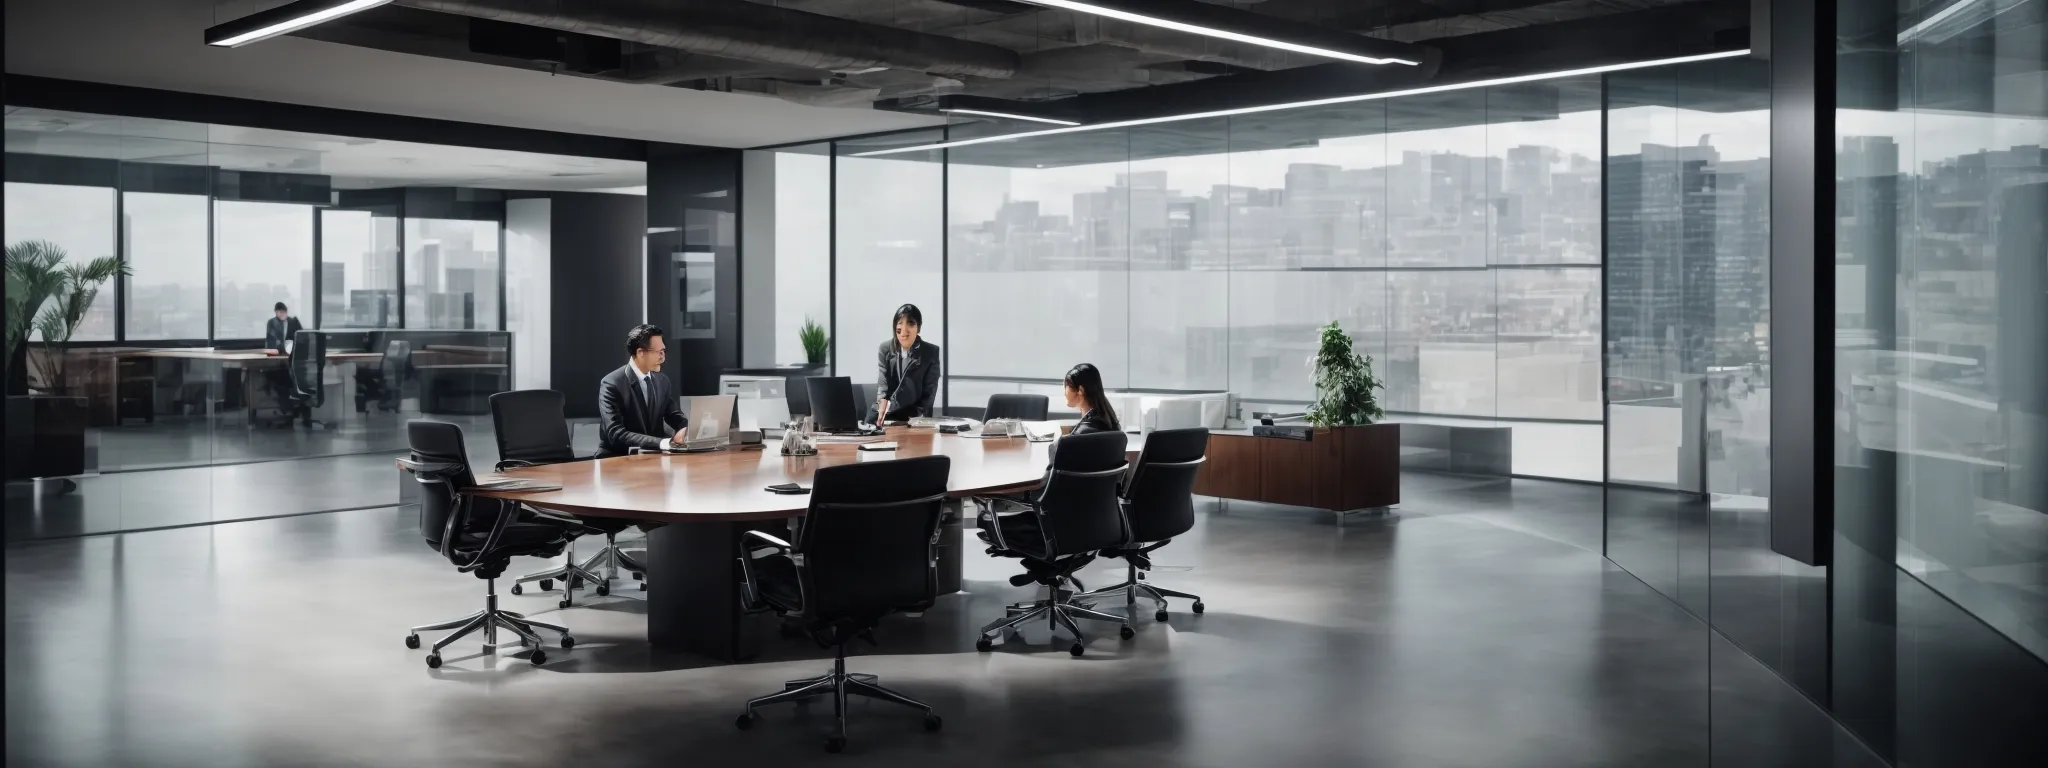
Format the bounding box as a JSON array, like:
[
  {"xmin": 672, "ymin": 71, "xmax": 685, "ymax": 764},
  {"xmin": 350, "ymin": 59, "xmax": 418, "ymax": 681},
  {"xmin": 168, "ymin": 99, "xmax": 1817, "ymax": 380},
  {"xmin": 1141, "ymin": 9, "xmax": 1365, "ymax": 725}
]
[
  {"xmin": 396, "ymin": 458, "xmax": 460, "ymax": 476},
  {"xmin": 736, "ymin": 530, "xmax": 793, "ymax": 613},
  {"xmin": 742, "ymin": 529, "xmax": 793, "ymax": 550},
  {"xmin": 455, "ymin": 496, "xmax": 524, "ymax": 573},
  {"xmin": 496, "ymin": 459, "xmax": 539, "ymax": 472}
]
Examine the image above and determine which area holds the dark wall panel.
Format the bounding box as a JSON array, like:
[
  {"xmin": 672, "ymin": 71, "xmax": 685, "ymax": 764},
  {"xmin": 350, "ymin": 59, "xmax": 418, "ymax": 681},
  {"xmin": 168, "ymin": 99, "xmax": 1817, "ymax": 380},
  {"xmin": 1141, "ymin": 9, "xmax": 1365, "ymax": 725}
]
[{"xmin": 519, "ymin": 191, "xmax": 647, "ymax": 419}]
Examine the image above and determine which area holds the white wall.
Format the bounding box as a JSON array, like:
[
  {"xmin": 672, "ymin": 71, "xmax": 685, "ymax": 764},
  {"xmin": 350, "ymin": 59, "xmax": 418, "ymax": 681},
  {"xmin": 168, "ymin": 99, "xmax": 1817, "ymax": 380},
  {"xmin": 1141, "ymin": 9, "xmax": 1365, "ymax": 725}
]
[{"xmin": 505, "ymin": 198, "xmax": 551, "ymax": 391}]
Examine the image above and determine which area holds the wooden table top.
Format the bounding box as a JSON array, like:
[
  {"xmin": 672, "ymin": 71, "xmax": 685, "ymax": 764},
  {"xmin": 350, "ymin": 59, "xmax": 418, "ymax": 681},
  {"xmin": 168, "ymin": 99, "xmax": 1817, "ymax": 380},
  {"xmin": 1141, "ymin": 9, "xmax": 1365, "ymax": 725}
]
[{"xmin": 468, "ymin": 427, "xmax": 1055, "ymax": 523}]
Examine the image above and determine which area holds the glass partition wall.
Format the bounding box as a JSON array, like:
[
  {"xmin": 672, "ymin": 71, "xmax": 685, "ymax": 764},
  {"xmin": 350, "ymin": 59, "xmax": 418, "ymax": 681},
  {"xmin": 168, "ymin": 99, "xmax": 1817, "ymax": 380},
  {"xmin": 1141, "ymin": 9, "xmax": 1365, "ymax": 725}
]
[{"xmin": 4, "ymin": 108, "xmax": 624, "ymax": 540}]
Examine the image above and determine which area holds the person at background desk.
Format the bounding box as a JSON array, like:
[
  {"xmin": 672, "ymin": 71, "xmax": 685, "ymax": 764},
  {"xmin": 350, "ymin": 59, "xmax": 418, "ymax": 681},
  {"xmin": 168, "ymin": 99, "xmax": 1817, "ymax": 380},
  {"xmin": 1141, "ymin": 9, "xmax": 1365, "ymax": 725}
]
[
  {"xmin": 597, "ymin": 323, "xmax": 688, "ymax": 458},
  {"xmin": 261, "ymin": 302, "xmax": 305, "ymax": 415},
  {"xmin": 868, "ymin": 303, "xmax": 941, "ymax": 424},
  {"xmin": 263, "ymin": 302, "xmax": 302, "ymax": 355}
]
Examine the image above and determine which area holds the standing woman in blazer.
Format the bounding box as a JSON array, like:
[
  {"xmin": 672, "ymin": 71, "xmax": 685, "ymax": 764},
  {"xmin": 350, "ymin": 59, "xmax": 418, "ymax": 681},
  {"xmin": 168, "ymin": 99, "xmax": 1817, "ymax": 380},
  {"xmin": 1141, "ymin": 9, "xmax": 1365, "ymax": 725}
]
[{"xmin": 871, "ymin": 303, "xmax": 942, "ymax": 423}]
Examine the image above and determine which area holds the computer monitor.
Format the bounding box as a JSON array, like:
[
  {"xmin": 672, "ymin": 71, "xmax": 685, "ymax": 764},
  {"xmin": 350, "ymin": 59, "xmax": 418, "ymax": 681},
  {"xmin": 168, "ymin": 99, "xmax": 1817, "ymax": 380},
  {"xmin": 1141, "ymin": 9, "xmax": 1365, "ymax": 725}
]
[{"xmin": 805, "ymin": 376, "xmax": 860, "ymax": 433}]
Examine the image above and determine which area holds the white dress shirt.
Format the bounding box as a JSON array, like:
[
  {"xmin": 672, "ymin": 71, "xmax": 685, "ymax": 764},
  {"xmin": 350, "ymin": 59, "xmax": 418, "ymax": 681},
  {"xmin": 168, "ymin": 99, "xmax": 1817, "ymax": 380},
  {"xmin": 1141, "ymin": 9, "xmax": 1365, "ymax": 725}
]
[{"xmin": 629, "ymin": 358, "xmax": 673, "ymax": 451}]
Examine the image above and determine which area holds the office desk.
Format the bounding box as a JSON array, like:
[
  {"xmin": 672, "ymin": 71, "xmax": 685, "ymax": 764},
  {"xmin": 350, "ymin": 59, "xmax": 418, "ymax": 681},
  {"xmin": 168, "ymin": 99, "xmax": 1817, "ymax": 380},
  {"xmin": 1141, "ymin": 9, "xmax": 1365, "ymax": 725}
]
[
  {"xmin": 472, "ymin": 427, "xmax": 1051, "ymax": 660},
  {"xmin": 119, "ymin": 349, "xmax": 381, "ymax": 423}
]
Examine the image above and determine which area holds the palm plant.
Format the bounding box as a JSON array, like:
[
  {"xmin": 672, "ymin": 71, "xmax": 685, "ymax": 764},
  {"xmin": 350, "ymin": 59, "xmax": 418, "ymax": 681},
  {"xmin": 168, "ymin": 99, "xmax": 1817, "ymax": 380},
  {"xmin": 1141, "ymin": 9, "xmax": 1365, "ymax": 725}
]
[
  {"xmin": 1304, "ymin": 321, "xmax": 1385, "ymax": 428},
  {"xmin": 799, "ymin": 316, "xmax": 829, "ymax": 366},
  {"xmin": 5, "ymin": 240, "xmax": 129, "ymax": 393}
]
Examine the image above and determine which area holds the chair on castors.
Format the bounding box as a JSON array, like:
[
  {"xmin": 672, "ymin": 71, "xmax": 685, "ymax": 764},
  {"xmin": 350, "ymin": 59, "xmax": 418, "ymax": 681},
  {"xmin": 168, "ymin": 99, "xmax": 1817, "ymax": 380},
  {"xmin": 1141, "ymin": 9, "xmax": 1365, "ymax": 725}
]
[
  {"xmin": 974, "ymin": 430, "xmax": 1134, "ymax": 656},
  {"xmin": 398, "ymin": 420, "xmax": 581, "ymax": 668},
  {"xmin": 984, "ymin": 393, "xmax": 1049, "ymax": 421},
  {"xmin": 1074, "ymin": 428, "xmax": 1208, "ymax": 622},
  {"xmin": 734, "ymin": 455, "xmax": 951, "ymax": 753},
  {"xmin": 489, "ymin": 390, "xmax": 644, "ymax": 606}
]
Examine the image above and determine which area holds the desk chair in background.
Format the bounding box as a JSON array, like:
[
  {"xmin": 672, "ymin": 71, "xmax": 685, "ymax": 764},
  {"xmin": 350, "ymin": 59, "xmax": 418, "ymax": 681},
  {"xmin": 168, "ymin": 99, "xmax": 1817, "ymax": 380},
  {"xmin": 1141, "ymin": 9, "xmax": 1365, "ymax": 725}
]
[
  {"xmin": 265, "ymin": 330, "xmax": 327, "ymax": 428},
  {"xmin": 736, "ymin": 455, "xmax": 951, "ymax": 753},
  {"xmin": 354, "ymin": 338, "xmax": 411, "ymax": 412},
  {"xmin": 1075, "ymin": 428, "xmax": 1209, "ymax": 623},
  {"xmin": 784, "ymin": 374, "xmax": 812, "ymax": 417},
  {"xmin": 398, "ymin": 420, "xmax": 580, "ymax": 668},
  {"xmin": 984, "ymin": 393, "xmax": 1049, "ymax": 421},
  {"xmin": 490, "ymin": 390, "xmax": 645, "ymax": 606},
  {"xmin": 975, "ymin": 431, "xmax": 1134, "ymax": 656}
]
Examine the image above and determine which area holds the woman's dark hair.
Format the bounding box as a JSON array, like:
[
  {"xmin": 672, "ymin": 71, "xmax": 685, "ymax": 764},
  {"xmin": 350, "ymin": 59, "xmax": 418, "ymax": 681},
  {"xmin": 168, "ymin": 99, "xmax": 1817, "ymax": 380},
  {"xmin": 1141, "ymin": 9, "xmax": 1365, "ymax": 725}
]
[
  {"xmin": 891, "ymin": 304, "xmax": 923, "ymax": 330},
  {"xmin": 1064, "ymin": 363, "xmax": 1119, "ymax": 430},
  {"xmin": 625, "ymin": 323, "xmax": 665, "ymax": 357}
]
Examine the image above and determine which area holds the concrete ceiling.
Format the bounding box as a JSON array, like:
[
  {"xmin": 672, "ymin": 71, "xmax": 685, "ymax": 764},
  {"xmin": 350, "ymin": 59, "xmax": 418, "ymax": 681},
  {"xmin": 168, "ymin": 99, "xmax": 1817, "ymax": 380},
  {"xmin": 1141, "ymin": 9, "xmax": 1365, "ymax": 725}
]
[
  {"xmin": 4, "ymin": 106, "xmax": 650, "ymax": 191},
  {"xmin": 1, "ymin": 0, "xmax": 947, "ymax": 149}
]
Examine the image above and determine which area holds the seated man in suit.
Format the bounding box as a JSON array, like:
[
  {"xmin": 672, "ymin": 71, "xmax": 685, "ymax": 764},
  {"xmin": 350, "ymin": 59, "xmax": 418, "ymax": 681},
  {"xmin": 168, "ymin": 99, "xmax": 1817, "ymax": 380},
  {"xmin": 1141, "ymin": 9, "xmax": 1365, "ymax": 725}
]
[
  {"xmin": 264, "ymin": 302, "xmax": 304, "ymax": 355},
  {"xmin": 597, "ymin": 324, "xmax": 688, "ymax": 458}
]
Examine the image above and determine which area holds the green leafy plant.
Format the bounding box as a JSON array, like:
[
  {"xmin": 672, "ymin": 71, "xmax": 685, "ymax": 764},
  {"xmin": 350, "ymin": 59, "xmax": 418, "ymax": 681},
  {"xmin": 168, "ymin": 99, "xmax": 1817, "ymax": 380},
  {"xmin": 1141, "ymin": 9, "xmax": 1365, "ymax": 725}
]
[
  {"xmin": 1304, "ymin": 321, "xmax": 1385, "ymax": 428},
  {"xmin": 5, "ymin": 240, "xmax": 129, "ymax": 393},
  {"xmin": 799, "ymin": 316, "xmax": 829, "ymax": 365}
]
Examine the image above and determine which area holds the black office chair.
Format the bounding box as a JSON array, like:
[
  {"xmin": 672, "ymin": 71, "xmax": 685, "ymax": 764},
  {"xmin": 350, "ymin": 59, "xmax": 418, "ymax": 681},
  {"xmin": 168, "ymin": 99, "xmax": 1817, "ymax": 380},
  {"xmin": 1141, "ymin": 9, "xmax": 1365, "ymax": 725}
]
[
  {"xmin": 735, "ymin": 455, "xmax": 951, "ymax": 753},
  {"xmin": 355, "ymin": 338, "xmax": 411, "ymax": 412},
  {"xmin": 272, "ymin": 330, "xmax": 327, "ymax": 428},
  {"xmin": 785, "ymin": 374, "xmax": 812, "ymax": 417},
  {"xmin": 975, "ymin": 430, "xmax": 1134, "ymax": 656},
  {"xmin": 984, "ymin": 393, "xmax": 1049, "ymax": 421},
  {"xmin": 488, "ymin": 390, "xmax": 645, "ymax": 605},
  {"xmin": 398, "ymin": 420, "xmax": 580, "ymax": 668},
  {"xmin": 854, "ymin": 382, "xmax": 879, "ymax": 421},
  {"xmin": 1074, "ymin": 428, "xmax": 1208, "ymax": 623}
]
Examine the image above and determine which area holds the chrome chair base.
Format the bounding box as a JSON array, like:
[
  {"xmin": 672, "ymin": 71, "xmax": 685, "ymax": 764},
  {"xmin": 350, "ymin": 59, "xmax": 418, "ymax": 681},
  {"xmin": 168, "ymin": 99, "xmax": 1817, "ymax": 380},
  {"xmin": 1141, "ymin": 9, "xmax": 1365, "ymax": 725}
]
[
  {"xmin": 1072, "ymin": 563, "xmax": 1206, "ymax": 621},
  {"xmin": 405, "ymin": 578, "xmax": 572, "ymax": 668},
  {"xmin": 736, "ymin": 652, "xmax": 940, "ymax": 752},
  {"xmin": 979, "ymin": 576, "xmax": 1133, "ymax": 656},
  {"xmin": 511, "ymin": 533, "xmax": 646, "ymax": 605}
]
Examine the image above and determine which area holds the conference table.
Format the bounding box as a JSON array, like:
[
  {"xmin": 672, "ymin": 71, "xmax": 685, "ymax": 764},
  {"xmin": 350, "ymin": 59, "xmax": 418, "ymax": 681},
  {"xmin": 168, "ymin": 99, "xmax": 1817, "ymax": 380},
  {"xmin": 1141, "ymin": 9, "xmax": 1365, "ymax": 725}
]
[{"xmin": 472, "ymin": 427, "xmax": 1058, "ymax": 661}]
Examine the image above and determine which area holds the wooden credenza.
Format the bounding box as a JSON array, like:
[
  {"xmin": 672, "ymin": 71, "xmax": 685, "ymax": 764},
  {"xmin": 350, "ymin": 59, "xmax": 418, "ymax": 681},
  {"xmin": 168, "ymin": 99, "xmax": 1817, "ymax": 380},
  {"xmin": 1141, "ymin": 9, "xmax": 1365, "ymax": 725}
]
[{"xmin": 1192, "ymin": 424, "xmax": 1400, "ymax": 522}]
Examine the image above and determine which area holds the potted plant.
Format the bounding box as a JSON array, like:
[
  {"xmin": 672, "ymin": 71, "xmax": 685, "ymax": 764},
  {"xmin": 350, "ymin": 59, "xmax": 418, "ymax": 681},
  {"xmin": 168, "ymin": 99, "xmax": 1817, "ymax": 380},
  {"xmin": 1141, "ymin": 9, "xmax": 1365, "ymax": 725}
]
[
  {"xmin": 1304, "ymin": 321, "xmax": 1399, "ymax": 511},
  {"xmin": 798, "ymin": 316, "xmax": 830, "ymax": 373},
  {"xmin": 5, "ymin": 239, "xmax": 128, "ymax": 481},
  {"xmin": 1306, "ymin": 321, "xmax": 1386, "ymax": 428}
]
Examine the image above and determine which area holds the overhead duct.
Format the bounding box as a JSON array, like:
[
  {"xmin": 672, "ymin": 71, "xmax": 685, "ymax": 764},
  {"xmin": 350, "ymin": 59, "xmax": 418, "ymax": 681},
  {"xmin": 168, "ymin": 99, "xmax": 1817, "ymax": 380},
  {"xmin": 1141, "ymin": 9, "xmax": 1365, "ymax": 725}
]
[{"xmin": 394, "ymin": 0, "xmax": 1023, "ymax": 79}]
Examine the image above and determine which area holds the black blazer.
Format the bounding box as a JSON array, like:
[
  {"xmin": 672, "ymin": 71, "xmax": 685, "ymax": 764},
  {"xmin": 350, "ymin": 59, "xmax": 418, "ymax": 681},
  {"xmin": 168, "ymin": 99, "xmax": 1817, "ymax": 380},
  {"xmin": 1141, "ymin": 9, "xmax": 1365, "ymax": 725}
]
[
  {"xmin": 264, "ymin": 316, "xmax": 303, "ymax": 351},
  {"xmin": 1071, "ymin": 408, "xmax": 1119, "ymax": 435},
  {"xmin": 596, "ymin": 364, "xmax": 688, "ymax": 458},
  {"xmin": 870, "ymin": 338, "xmax": 941, "ymax": 422}
]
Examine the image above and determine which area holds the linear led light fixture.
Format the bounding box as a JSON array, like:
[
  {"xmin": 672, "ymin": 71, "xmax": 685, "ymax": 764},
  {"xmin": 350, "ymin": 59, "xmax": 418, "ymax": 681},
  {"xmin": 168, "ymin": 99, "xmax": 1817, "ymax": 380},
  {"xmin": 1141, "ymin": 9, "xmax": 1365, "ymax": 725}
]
[
  {"xmin": 1021, "ymin": 0, "xmax": 1418, "ymax": 66},
  {"xmin": 206, "ymin": 0, "xmax": 393, "ymax": 47},
  {"xmin": 851, "ymin": 49, "xmax": 1752, "ymax": 158},
  {"xmin": 941, "ymin": 108, "xmax": 1082, "ymax": 126}
]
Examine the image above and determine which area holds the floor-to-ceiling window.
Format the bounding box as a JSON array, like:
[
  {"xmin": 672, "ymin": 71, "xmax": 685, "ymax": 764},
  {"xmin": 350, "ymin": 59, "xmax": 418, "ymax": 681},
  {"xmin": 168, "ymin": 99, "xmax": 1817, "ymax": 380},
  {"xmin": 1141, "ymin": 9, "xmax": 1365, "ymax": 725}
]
[
  {"xmin": 834, "ymin": 130, "xmax": 946, "ymax": 387},
  {"xmin": 898, "ymin": 77, "xmax": 1605, "ymax": 481},
  {"xmin": 213, "ymin": 199, "xmax": 314, "ymax": 340},
  {"xmin": 4, "ymin": 181, "xmax": 118, "ymax": 341},
  {"xmin": 319, "ymin": 207, "xmax": 399, "ymax": 329},
  {"xmin": 404, "ymin": 217, "xmax": 501, "ymax": 331}
]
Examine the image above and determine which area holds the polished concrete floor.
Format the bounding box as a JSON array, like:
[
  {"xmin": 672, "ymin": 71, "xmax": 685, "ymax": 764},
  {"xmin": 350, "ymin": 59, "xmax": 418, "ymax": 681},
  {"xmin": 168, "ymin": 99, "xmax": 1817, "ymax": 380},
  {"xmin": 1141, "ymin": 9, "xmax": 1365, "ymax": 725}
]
[{"xmin": 5, "ymin": 474, "xmax": 1883, "ymax": 767}]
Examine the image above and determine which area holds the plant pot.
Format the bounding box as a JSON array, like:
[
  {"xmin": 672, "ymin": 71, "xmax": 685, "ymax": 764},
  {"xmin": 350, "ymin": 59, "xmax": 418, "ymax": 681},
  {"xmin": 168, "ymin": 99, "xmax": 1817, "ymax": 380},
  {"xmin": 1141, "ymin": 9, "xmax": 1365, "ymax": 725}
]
[{"xmin": 5, "ymin": 394, "xmax": 88, "ymax": 480}]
